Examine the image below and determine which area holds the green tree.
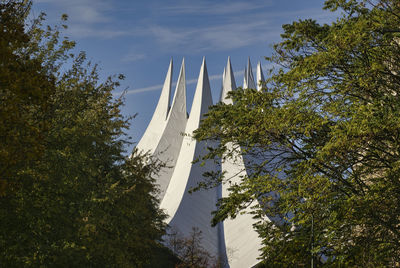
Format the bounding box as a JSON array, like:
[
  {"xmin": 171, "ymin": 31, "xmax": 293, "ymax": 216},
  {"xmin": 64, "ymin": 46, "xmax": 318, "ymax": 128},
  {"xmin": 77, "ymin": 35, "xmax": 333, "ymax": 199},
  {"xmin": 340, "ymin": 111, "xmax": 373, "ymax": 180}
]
[
  {"xmin": 195, "ymin": 0, "xmax": 400, "ymax": 266},
  {"xmin": 0, "ymin": 1, "xmax": 167, "ymax": 266},
  {"xmin": 0, "ymin": 0, "xmax": 56, "ymax": 196}
]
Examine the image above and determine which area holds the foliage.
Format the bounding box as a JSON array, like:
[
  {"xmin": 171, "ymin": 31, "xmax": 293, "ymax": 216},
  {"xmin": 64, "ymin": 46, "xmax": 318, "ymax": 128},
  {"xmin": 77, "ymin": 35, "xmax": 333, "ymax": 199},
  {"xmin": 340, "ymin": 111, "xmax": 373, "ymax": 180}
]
[
  {"xmin": 0, "ymin": 0, "xmax": 55, "ymax": 196},
  {"xmin": 0, "ymin": 1, "xmax": 167, "ymax": 266},
  {"xmin": 195, "ymin": 0, "xmax": 400, "ymax": 266}
]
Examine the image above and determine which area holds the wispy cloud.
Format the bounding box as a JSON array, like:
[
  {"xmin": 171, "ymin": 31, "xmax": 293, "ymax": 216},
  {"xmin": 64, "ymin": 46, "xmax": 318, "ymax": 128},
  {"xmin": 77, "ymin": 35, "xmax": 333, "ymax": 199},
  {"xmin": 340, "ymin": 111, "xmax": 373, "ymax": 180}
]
[
  {"xmin": 146, "ymin": 6, "xmax": 334, "ymax": 52},
  {"xmin": 47, "ymin": 0, "xmax": 111, "ymax": 23},
  {"xmin": 148, "ymin": 20, "xmax": 279, "ymax": 52},
  {"xmin": 120, "ymin": 84, "xmax": 163, "ymax": 95},
  {"xmin": 121, "ymin": 53, "xmax": 146, "ymax": 63},
  {"xmin": 66, "ymin": 26, "xmax": 130, "ymax": 39},
  {"xmin": 161, "ymin": 1, "xmax": 273, "ymax": 15},
  {"xmin": 36, "ymin": 0, "xmax": 110, "ymax": 21},
  {"xmin": 34, "ymin": 0, "xmax": 336, "ymax": 48},
  {"xmin": 33, "ymin": 0, "xmax": 131, "ymax": 39}
]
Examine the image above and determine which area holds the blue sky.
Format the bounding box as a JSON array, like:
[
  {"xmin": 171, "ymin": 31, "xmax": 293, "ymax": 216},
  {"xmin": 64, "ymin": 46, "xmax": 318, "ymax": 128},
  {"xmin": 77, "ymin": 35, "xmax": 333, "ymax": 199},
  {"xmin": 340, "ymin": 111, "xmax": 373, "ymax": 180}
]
[{"xmin": 32, "ymin": 0, "xmax": 337, "ymax": 153}]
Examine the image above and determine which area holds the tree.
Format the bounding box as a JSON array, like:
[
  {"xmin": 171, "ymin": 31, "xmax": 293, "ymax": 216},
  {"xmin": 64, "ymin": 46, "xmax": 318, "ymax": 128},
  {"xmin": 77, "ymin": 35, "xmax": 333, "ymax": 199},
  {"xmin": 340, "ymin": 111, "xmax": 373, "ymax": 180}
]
[
  {"xmin": 166, "ymin": 227, "xmax": 219, "ymax": 268},
  {"xmin": 0, "ymin": 0, "xmax": 56, "ymax": 196},
  {"xmin": 195, "ymin": 0, "xmax": 400, "ymax": 266},
  {"xmin": 0, "ymin": 1, "xmax": 167, "ymax": 266}
]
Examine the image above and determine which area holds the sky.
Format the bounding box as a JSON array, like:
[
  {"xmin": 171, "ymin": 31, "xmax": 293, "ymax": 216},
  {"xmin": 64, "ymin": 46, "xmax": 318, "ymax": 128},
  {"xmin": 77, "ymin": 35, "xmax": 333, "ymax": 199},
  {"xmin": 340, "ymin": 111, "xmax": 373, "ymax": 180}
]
[{"xmin": 31, "ymin": 0, "xmax": 338, "ymax": 154}]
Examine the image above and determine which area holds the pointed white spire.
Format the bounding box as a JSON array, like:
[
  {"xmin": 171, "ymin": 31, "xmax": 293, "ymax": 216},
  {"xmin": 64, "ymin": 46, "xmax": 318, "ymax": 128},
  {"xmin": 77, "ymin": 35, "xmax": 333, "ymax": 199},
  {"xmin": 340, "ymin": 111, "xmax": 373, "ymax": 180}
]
[
  {"xmin": 220, "ymin": 56, "xmax": 237, "ymax": 104},
  {"xmin": 159, "ymin": 59, "xmax": 173, "ymax": 119},
  {"xmin": 243, "ymin": 57, "xmax": 256, "ymax": 89},
  {"xmin": 153, "ymin": 58, "xmax": 188, "ymax": 200},
  {"xmin": 160, "ymin": 57, "xmax": 219, "ymax": 259},
  {"xmin": 170, "ymin": 58, "xmax": 187, "ymax": 118},
  {"xmin": 136, "ymin": 59, "xmax": 173, "ymax": 154},
  {"xmin": 256, "ymin": 61, "xmax": 265, "ymax": 91},
  {"xmin": 186, "ymin": 57, "xmax": 213, "ymax": 133},
  {"xmin": 221, "ymin": 57, "xmax": 264, "ymax": 268}
]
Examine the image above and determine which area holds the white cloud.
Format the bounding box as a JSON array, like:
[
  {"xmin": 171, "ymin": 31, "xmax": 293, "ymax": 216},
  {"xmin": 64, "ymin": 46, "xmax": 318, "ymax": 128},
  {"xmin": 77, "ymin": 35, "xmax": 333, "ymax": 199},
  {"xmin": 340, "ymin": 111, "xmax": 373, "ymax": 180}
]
[
  {"xmin": 148, "ymin": 20, "xmax": 279, "ymax": 52},
  {"xmin": 33, "ymin": 0, "xmax": 121, "ymax": 38},
  {"xmin": 149, "ymin": 26, "xmax": 189, "ymax": 46},
  {"xmin": 55, "ymin": 0, "xmax": 110, "ymax": 23},
  {"xmin": 121, "ymin": 53, "xmax": 146, "ymax": 63},
  {"xmin": 162, "ymin": 1, "xmax": 273, "ymax": 15},
  {"xmin": 145, "ymin": 6, "xmax": 336, "ymax": 52},
  {"xmin": 65, "ymin": 25, "xmax": 130, "ymax": 39},
  {"xmin": 33, "ymin": 0, "xmax": 336, "ymax": 48},
  {"xmin": 119, "ymin": 84, "xmax": 162, "ymax": 95}
]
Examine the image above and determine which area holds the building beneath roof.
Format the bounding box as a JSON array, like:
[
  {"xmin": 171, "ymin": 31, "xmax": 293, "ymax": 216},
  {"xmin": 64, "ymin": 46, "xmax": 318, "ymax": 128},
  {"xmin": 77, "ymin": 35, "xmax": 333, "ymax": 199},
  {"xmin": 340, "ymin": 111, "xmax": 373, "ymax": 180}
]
[{"xmin": 135, "ymin": 57, "xmax": 266, "ymax": 268}]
